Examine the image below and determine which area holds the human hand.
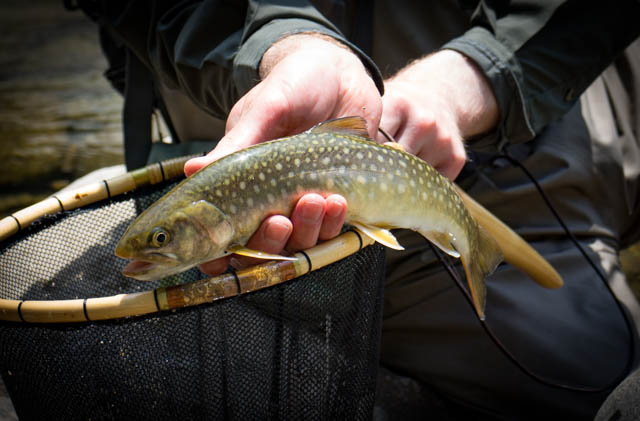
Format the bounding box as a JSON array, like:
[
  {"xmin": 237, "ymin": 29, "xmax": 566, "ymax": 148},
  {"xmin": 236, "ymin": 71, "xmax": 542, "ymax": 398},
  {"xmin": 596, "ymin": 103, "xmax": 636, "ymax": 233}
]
[
  {"xmin": 198, "ymin": 194, "xmax": 348, "ymax": 275},
  {"xmin": 377, "ymin": 50, "xmax": 498, "ymax": 180},
  {"xmin": 186, "ymin": 33, "xmax": 380, "ymax": 275},
  {"xmin": 184, "ymin": 33, "xmax": 382, "ymax": 174}
]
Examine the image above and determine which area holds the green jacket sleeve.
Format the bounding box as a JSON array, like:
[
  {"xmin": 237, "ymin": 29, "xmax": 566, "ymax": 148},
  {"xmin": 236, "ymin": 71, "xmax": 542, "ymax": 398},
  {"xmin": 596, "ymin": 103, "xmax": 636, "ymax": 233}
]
[
  {"xmin": 100, "ymin": 0, "xmax": 382, "ymax": 120},
  {"xmin": 442, "ymin": 0, "xmax": 640, "ymax": 151}
]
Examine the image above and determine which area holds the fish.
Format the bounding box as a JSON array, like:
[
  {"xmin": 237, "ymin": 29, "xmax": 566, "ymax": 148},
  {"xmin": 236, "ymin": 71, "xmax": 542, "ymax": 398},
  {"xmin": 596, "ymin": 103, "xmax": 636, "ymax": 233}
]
[{"xmin": 115, "ymin": 116, "xmax": 556, "ymax": 319}]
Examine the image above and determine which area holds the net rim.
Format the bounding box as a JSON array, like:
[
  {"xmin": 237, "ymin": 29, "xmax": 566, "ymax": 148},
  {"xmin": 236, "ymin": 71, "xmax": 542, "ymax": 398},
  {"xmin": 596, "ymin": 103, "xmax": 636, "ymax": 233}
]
[{"xmin": 0, "ymin": 156, "xmax": 374, "ymax": 323}]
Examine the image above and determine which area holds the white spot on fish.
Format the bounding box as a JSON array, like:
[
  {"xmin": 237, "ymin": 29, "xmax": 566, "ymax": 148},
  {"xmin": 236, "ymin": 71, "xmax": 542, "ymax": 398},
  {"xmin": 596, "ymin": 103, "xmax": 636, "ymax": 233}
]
[
  {"xmin": 247, "ymin": 198, "xmax": 254, "ymax": 207},
  {"xmin": 357, "ymin": 175, "xmax": 366, "ymax": 184},
  {"xmin": 216, "ymin": 189, "xmax": 223, "ymax": 197},
  {"xmin": 254, "ymin": 185, "xmax": 260, "ymax": 193},
  {"xmin": 377, "ymin": 155, "xmax": 384, "ymax": 163},
  {"xmin": 321, "ymin": 157, "xmax": 331, "ymax": 166},
  {"xmin": 398, "ymin": 184, "xmax": 406, "ymax": 193},
  {"xmin": 240, "ymin": 181, "xmax": 246, "ymax": 190},
  {"xmin": 271, "ymin": 179, "xmax": 277, "ymax": 187},
  {"xmin": 275, "ymin": 163, "xmax": 283, "ymax": 171},
  {"xmin": 381, "ymin": 182, "xmax": 388, "ymax": 192},
  {"xmin": 259, "ymin": 173, "xmax": 266, "ymax": 181},
  {"xmin": 288, "ymin": 171, "xmax": 295, "ymax": 178},
  {"xmin": 356, "ymin": 152, "xmax": 364, "ymax": 160},
  {"xmin": 229, "ymin": 204, "xmax": 237, "ymax": 214},
  {"xmin": 267, "ymin": 193, "xmax": 275, "ymax": 203},
  {"xmin": 294, "ymin": 158, "xmax": 301, "ymax": 167}
]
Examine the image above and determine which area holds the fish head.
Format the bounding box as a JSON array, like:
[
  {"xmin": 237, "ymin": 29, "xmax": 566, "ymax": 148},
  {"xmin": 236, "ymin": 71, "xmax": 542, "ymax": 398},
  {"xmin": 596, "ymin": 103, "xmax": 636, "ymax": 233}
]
[{"xmin": 115, "ymin": 199, "xmax": 234, "ymax": 281}]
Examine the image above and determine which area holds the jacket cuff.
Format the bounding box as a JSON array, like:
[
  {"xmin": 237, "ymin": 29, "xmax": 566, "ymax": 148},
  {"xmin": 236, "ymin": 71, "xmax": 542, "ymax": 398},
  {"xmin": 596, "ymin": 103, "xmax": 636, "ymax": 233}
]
[
  {"xmin": 442, "ymin": 27, "xmax": 536, "ymax": 152},
  {"xmin": 233, "ymin": 18, "xmax": 384, "ymax": 97}
]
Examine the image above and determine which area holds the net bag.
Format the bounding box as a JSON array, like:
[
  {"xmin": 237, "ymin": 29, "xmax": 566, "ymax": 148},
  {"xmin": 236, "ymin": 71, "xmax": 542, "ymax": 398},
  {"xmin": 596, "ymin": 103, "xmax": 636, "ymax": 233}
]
[{"xmin": 0, "ymin": 157, "xmax": 386, "ymax": 421}]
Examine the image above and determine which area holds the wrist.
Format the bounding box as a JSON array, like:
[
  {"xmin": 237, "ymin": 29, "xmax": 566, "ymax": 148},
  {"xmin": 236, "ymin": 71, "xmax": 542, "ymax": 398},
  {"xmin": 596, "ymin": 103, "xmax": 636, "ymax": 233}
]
[
  {"xmin": 260, "ymin": 32, "xmax": 359, "ymax": 79},
  {"xmin": 388, "ymin": 50, "xmax": 499, "ymax": 139}
]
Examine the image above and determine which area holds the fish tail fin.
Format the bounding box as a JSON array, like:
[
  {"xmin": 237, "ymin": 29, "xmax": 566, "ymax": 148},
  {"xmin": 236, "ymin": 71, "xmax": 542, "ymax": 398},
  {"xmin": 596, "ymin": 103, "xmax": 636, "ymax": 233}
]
[
  {"xmin": 460, "ymin": 225, "xmax": 503, "ymax": 320},
  {"xmin": 453, "ymin": 185, "xmax": 564, "ymax": 289}
]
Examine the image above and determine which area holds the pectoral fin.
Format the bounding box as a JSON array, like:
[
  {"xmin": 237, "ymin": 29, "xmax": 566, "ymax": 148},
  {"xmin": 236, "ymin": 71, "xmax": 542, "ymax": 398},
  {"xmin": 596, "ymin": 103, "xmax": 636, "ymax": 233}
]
[
  {"xmin": 226, "ymin": 245, "xmax": 298, "ymax": 261},
  {"xmin": 350, "ymin": 221, "xmax": 404, "ymax": 250}
]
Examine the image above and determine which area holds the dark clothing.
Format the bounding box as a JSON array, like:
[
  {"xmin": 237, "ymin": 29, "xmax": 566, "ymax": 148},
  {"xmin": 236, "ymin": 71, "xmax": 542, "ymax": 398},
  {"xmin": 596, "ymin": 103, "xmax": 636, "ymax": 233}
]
[{"xmin": 76, "ymin": 0, "xmax": 640, "ymax": 419}]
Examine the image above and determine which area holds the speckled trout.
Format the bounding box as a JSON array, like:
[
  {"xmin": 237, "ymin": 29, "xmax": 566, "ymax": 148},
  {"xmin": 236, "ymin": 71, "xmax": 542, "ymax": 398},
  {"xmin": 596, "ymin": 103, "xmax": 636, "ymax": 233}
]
[{"xmin": 115, "ymin": 117, "xmax": 562, "ymax": 319}]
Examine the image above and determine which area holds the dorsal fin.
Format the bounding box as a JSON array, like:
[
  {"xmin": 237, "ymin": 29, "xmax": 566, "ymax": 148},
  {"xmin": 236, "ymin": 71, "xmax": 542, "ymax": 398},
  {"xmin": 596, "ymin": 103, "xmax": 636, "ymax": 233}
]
[{"xmin": 308, "ymin": 116, "xmax": 371, "ymax": 139}]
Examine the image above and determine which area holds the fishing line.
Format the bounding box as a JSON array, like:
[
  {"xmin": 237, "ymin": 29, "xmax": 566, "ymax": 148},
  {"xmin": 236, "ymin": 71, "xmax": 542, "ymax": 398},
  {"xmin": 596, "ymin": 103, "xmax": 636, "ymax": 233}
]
[
  {"xmin": 434, "ymin": 147, "xmax": 636, "ymax": 393},
  {"xmin": 376, "ymin": 127, "xmax": 635, "ymax": 392}
]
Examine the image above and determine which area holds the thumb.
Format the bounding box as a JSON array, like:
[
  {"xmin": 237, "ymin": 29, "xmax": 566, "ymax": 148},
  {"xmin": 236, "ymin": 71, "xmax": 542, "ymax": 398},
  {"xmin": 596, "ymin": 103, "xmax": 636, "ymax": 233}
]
[{"xmin": 183, "ymin": 122, "xmax": 263, "ymax": 177}]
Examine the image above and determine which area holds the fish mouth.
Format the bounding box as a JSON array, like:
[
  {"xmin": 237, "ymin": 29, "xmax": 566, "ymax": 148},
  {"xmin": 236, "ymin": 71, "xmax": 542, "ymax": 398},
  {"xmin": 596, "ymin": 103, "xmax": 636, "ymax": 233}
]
[
  {"xmin": 121, "ymin": 260, "xmax": 159, "ymax": 279},
  {"xmin": 118, "ymin": 252, "xmax": 181, "ymax": 281}
]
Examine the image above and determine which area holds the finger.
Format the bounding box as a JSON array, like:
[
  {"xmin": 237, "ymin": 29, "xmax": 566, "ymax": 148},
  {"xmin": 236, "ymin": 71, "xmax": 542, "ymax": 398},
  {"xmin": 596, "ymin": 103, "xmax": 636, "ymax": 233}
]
[
  {"xmin": 377, "ymin": 113, "xmax": 402, "ymax": 144},
  {"xmin": 318, "ymin": 194, "xmax": 347, "ymax": 240},
  {"xmin": 285, "ymin": 193, "xmax": 326, "ymax": 252},
  {"xmin": 198, "ymin": 255, "xmax": 232, "ymax": 277},
  {"xmin": 229, "ymin": 215, "xmax": 293, "ymax": 270},
  {"xmin": 377, "ymin": 94, "xmax": 406, "ymax": 143},
  {"xmin": 183, "ymin": 124, "xmax": 263, "ymax": 177},
  {"xmin": 434, "ymin": 136, "xmax": 467, "ymax": 180}
]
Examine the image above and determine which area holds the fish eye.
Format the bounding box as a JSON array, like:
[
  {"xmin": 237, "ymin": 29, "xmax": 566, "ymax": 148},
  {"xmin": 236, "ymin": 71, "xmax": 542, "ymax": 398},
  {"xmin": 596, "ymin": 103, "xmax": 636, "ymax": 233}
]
[{"xmin": 150, "ymin": 227, "xmax": 170, "ymax": 248}]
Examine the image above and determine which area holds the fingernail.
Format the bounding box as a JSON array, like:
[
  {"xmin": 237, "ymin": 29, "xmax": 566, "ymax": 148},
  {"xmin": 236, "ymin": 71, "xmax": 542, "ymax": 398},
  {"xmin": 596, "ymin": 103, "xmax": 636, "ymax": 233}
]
[
  {"xmin": 265, "ymin": 221, "xmax": 291, "ymax": 244},
  {"xmin": 325, "ymin": 199, "xmax": 344, "ymax": 218},
  {"xmin": 301, "ymin": 200, "xmax": 324, "ymax": 223}
]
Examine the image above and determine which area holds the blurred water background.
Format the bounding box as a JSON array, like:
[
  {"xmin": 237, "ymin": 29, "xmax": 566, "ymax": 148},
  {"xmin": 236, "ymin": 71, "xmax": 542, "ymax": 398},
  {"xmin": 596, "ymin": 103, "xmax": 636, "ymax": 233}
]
[{"xmin": 0, "ymin": 0, "xmax": 123, "ymax": 218}]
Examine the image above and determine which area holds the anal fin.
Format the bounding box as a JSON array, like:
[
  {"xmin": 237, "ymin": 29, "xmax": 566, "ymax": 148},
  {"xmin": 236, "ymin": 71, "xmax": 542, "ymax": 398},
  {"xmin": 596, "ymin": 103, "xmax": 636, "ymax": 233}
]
[{"xmin": 460, "ymin": 225, "xmax": 503, "ymax": 321}]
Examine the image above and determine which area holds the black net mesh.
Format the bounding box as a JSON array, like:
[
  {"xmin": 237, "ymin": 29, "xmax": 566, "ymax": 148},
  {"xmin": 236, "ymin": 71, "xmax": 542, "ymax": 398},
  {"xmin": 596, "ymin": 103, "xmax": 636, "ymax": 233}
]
[{"xmin": 0, "ymin": 179, "xmax": 386, "ymax": 421}]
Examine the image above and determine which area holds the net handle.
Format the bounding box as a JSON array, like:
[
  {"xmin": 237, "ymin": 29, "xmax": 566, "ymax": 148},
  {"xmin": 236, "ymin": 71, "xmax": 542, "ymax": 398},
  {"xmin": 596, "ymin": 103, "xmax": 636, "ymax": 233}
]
[{"xmin": 0, "ymin": 155, "xmax": 374, "ymax": 323}]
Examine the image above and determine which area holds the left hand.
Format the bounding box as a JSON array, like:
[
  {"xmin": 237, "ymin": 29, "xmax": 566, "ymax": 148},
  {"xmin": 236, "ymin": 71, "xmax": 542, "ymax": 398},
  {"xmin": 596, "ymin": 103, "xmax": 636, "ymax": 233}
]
[
  {"xmin": 377, "ymin": 50, "xmax": 499, "ymax": 180},
  {"xmin": 198, "ymin": 193, "xmax": 347, "ymax": 274}
]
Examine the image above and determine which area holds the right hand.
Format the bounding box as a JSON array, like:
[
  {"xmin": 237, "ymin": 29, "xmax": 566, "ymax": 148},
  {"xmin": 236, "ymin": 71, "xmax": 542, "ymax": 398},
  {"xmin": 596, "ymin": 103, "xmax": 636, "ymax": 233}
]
[{"xmin": 184, "ymin": 33, "xmax": 382, "ymax": 173}]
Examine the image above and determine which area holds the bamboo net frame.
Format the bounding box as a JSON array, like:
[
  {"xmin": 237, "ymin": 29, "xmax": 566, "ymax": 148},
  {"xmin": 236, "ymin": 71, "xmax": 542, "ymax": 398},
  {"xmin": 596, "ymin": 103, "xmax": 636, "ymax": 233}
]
[{"xmin": 0, "ymin": 156, "xmax": 373, "ymax": 323}]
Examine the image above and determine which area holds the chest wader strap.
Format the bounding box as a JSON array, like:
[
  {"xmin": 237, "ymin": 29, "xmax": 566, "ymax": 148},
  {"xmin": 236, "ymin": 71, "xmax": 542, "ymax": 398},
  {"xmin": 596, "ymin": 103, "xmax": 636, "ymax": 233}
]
[{"xmin": 123, "ymin": 49, "xmax": 153, "ymax": 170}]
